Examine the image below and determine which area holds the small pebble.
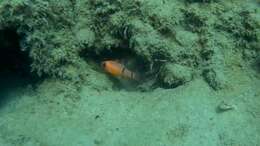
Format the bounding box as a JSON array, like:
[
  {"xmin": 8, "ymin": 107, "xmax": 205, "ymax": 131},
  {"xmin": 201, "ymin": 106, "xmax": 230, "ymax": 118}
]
[{"xmin": 216, "ymin": 101, "xmax": 235, "ymax": 113}]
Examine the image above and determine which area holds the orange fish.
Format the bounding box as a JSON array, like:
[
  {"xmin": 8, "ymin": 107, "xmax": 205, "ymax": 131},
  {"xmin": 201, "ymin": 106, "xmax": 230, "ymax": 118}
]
[{"xmin": 101, "ymin": 60, "xmax": 139, "ymax": 81}]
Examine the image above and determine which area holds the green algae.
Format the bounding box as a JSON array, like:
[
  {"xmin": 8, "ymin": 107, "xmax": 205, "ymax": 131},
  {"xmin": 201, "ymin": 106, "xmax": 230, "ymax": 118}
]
[
  {"xmin": 0, "ymin": 0, "xmax": 259, "ymax": 89},
  {"xmin": 158, "ymin": 63, "xmax": 193, "ymax": 88}
]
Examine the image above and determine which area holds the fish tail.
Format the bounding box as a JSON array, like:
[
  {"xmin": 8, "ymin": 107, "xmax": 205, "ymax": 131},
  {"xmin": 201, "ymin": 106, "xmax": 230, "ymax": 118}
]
[
  {"xmin": 132, "ymin": 72, "xmax": 140, "ymax": 81},
  {"xmin": 121, "ymin": 68, "xmax": 139, "ymax": 81}
]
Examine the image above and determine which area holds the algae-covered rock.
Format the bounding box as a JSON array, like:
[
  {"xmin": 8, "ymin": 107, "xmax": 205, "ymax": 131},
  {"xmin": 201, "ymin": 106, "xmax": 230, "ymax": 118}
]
[
  {"xmin": 129, "ymin": 19, "xmax": 173, "ymax": 62},
  {"xmin": 75, "ymin": 28, "xmax": 95, "ymax": 48},
  {"xmin": 175, "ymin": 30, "xmax": 199, "ymax": 48},
  {"xmin": 0, "ymin": 0, "xmax": 78, "ymax": 78},
  {"xmin": 158, "ymin": 63, "xmax": 193, "ymax": 88},
  {"xmin": 186, "ymin": 0, "xmax": 218, "ymax": 3},
  {"xmin": 183, "ymin": 6, "xmax": 209, "ymax": 33},
  {"xmin": 203, "ymin": 68, "xmax": 227, "ymax": 90},
  {"xmin": 0, "ymin": 0, "xmax": 258, "ymax": 90}
]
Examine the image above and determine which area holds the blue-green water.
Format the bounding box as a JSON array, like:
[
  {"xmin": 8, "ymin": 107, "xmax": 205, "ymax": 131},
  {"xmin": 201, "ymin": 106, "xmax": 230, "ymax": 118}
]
[{"xmin": 0, "ymin": 0, "xmax": 259, "ymax": 146}]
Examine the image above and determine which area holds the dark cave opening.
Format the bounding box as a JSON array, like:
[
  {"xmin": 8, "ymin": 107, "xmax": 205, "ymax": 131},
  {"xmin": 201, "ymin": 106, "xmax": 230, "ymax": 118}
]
[
  {"xmin": 0, "ymin": 28, "xmax": 37, "ymax": 92},
  {"xmin": 83, "ymin": 46, "xmax": 149, "ymax": 75},
  {"xmin": 81, "ymin": 45, "xmax": 154, "ymax": 90}
]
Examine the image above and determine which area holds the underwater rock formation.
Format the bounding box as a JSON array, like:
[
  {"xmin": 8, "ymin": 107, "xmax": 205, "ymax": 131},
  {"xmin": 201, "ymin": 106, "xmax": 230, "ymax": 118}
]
[
  {"xmin": 186, "ymin": 0, "xmax": 219, "ymax": 3},
  {"xmin": 0, "ymin": 0, "xmax": 258, "ymax": 90},
  {"xmin": 158, "ymin": 63, "xmax": 193, "ymax": 88}
]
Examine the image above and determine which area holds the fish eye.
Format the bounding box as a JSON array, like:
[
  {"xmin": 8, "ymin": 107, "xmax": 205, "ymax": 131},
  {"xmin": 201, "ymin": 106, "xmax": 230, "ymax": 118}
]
[{"xmin": 101, "ymin": 62, "xmax": 106, "ymax": 68}]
